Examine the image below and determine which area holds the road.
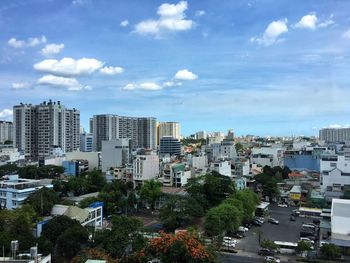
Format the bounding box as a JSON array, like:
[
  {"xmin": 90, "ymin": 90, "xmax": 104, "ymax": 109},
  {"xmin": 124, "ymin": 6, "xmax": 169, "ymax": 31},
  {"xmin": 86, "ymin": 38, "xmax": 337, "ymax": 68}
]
[{"xmin": 218, "ymin": 253, "xmax": 264, "ymax": 263}]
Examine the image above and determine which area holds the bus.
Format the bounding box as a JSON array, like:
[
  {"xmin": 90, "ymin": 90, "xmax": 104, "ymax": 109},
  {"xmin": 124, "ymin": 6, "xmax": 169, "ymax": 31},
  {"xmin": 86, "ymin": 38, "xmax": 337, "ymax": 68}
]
[
  {"xmin": 298, "ymin": 207, "xmax": 322, "ymax": 218},
  {"xmin": 274, "ymin": 241, "xmax": 298, "ymax": 254}
]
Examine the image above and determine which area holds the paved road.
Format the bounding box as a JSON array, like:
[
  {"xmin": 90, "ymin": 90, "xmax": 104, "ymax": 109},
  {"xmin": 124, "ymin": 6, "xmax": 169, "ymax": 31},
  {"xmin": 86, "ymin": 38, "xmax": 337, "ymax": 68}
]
[{"xmin": 218, "ymin": 253, "xmax": 264, "ymax": 263}]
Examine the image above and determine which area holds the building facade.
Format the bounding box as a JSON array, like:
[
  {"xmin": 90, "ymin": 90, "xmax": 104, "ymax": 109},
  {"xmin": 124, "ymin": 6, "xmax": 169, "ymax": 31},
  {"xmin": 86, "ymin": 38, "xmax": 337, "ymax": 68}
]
[
  {"xmin": 80, "ymin": 132, "xmax": 93, "ymax": 152},
  {"xmin": 157, "ymin": 122, "xmax": 180, "ymax": 144},
  {"xmin": 133, "ymin": 154, "xmax": 160, "ymax": 186},
  {"xmin": 159, "ymin": 136, "xmax": 181, "ymax": 156},
  {"xmin": 0, "ymin": 121, "xmax": 13, "ymax": 143},
  {"xmin": 13, "ymin": 100, "xmax": 80, "ymax": 160},
  {"xmin": 320, "ymin": 127, "xmax": 350, "ymax": 143},
  {"xmin": 101, "ymin": 139, "xmax": 132, "ymax": 172},
  {"xmin": 91, "ymin": 114, "xmax": 156, "ymax": 151}
]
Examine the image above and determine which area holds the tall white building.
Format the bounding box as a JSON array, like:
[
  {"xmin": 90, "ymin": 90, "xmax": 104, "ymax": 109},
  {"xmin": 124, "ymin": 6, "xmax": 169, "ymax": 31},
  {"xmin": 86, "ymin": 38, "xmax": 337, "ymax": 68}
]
[
  {"xmin": 319, "ymin": 127, "xmax": 350, "ymax": 143},
  {"xmin": 157, "ymin": 122, "xmax": 180, "ymax": 144},
  {"xmin": 133, "ymin": 154, "xmax": 160, "ymax": 186},
  {"xmin": 0, "ymin": 121, "xmax": 13, "ymax": 143},
  {"xmin": 13, "ymin": 100, "xmax": 80, "ymax": 160},
  {"xmin": 91, "ymin": 114, "xmax": 156, "ymax": 151}
]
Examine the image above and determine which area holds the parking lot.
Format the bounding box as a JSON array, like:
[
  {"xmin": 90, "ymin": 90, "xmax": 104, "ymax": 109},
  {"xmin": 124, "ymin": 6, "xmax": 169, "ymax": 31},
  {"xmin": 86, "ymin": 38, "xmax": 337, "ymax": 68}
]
[{"xmin": 236, "ymin": 205, "xmax": 314, "ymax": 254}]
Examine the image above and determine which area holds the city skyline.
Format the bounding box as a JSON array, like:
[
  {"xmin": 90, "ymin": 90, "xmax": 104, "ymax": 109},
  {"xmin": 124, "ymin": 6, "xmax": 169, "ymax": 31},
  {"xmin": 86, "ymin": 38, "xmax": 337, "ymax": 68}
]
[{"xmin": 1, "ymin": 0, "xmax": 350, "ymax": 136}]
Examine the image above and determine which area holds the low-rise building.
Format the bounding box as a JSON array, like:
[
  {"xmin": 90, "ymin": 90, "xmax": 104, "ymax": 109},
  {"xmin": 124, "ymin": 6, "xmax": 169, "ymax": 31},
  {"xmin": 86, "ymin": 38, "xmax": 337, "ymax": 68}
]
[
  {"xmin": 330, "ymin": 199, "xmax": 350, "ymax": 252},
  {"xmin": 133, "ymin": 154, "xmax": 160, "ymax": 186},
  {"xmin": 210, "ymin": 160, "xmax": 231, "ymax": 177},
  {"xmin": 0, "ymin": 174, "xmax": 53, "ymax": 210}
]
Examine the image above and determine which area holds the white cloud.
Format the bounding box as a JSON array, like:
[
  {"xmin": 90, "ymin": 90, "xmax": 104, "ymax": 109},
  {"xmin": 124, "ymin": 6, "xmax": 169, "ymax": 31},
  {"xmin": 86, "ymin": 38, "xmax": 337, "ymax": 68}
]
[
  {"xmin": 100, "ymin": 66, "xmax": 124, "ymax": 75},
  {"xmin": 120, "ymin": 20, "xmax": 129, "ymax": 27},
  {"xmin": 37, "ymin": 75, "xmax": 91, "ymax": 91},
  {"xmin": 33, "ymin": 57, "xmax": 104, "ymax": 77},
  {"xmin": 8, "ymin": 36, "xmax": 47, "ymax": 48},
  {"xmin": 11, "ymin": 82, "xmax": 30, "ymax": 90},
  {"xmin": 0, "ymin": 109, "xmax": 13, "ymax": 120},
  {"xmin": 325, "ymin": 124, "xmax": 350, "ymax": 129},
  {"xmin": 342, "ymin": 29, "xmax": 350, "ymax": 39},
  {"xmin": 72, "ymin": 0, "xmax": 87, "ymax": 5},
  {"xmin": 195, "ymin": 10, "xmax": 205, "ymax": 17},
  {"xmin": 294, "ymin": 13, "xmax": 334, "ymax": 30},
  {"xmin": 174, "ymin": 69, "xmax": 198, "ymax": 80},
  {"xmin": 123, "ymin": 82, "xmax": 162, "ymax": 91},
  {"xmin": 162, "ymin": 81, "xmax": 182, "ymax": 87},
  {"xmin": 250, "ymin": 19, "xmax": 288, "ymax": 46},
  {"xmin": 41, "ymin": 43, "xmax": 64, "ymax": 56},
  {"xmin": 135, "ymin": 1, "xmax": 193, "ymax": 37}
]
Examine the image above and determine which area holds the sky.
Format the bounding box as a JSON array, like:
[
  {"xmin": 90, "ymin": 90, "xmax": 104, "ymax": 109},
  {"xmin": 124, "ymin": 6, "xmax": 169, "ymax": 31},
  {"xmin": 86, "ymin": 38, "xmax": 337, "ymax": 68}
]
[{"xmin": 1, "ymin": 0, "xmax": 350, "ymax": 136}]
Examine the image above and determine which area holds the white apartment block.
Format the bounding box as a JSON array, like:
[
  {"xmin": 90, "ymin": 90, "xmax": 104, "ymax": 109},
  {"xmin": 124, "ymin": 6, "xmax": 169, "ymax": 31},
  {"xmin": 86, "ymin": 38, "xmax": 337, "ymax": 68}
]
[
  {"xmin": 157, "ymin": 122, "xmax": 181, "ymax": 144},
  {"xmin": 320, "ymin": 152, "xmax": 350, "ymax": 194},
  {"xmin": 101, "ymin": 139, "xmax": 131, "ymax": 172},
  {"xmin": 161, "ymin": 163, "xmax": 191, "ymax": 187},
  {"xmin": 133, "ymin": 154, "xmax": 160, "ymax": 185},
  {"xmin": 13, "ymin": 100, "xmax": 80, "ymax": 160},
  {"xmin": 190, "ymin": 154, "xmax": 208, "ymax": 170},
  {"xmin": 0, "ymin": 121, "xmax": 13, "ymax": 143},
  {"xmin": 0, "ymin": 174, "xmax": 53, "ymax": 210},
  {"xmin": 220, "ymin": 141, "xmax": 238, "ymax": 159}
]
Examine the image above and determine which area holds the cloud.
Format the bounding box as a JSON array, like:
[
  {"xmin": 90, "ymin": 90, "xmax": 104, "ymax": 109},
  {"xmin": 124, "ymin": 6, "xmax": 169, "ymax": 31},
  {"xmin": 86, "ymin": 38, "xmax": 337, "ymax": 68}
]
[
  {"xmin": 174, "ymin": 69, "xmax": 198, "ymax": 80},
  {"xmin": 324, "ymin": 124, "xmax": 350, "ymax": 129},
  {"xmin": 162, "ymin": 81, "xmax": 182, "ymax": 87},
  {"xmin": 41, "ymin": 43, "xmax": 64, "ymax": 56},
  {"xmin": 134, "ymin": 1, "xmax": 193, "ymax": 37},
  {"xmin": 294, "ymin": 12, "xmax": 334, "ymax": 30},
  {"xmin": 100, "ymin": 66, "xmax": 124, "ymax": 75},
  {"xmin": 0, "ymin": 109, "xmax": 13, "ymax": 120},
  {"xmin": 123, "ymin": 82, "xmax": 162, "ymax": 91},
  {"xmin": 8, "ymin": 36, "xmax": 47, "ymax": 48},
  {"xmin": 250, "ymin": 19, "xmax": 288, "ymax": 46},
  {"xmin": 120, "ymin": 20, "xmax": 129, "ymax": 27},
  {"xmin": 72, "ymin": 0, "xmax": 87, "ymax": 5},
  {"xmin": 195, "ymin": 10, "xmax": 205, "ymax": 17},
  {"xmin": 33, "ymin": 57, "xmax": 104, "ymax": 77},
  {"xmin": 11, "ymin": 82, "xmax": 30, "ymax": 90},
  {"xmin": 37, "ymin": 75, "xmax": 90, "ymax": 91},
  {"xmin": 342, "ymin": 29, "xmax": 350, "ymax": 39}
]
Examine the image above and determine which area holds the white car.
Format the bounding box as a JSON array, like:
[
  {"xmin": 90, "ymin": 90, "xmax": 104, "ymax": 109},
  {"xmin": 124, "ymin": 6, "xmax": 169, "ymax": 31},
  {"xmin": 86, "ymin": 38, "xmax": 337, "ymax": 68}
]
[
  {"xmin": 278, "ymin": 203, "xmax": 288, "ymax": 207},
  {"xmin": 265, "ymin": 256, "xmax": 280, "ymax": 263},
  {"xmin": 223, "ymin": 237, "xmax": 238, "ymax": 243},
  {"xmin": 238, "ymin": 226, "xmax": 249, "ymax": 232},
  {"xmin": 222, "ymin": 240, "xmax": 236, "ymax": 247},
  {"xmin": 299, "ymin": 237, "xmax": 315, "ymax": 244}
]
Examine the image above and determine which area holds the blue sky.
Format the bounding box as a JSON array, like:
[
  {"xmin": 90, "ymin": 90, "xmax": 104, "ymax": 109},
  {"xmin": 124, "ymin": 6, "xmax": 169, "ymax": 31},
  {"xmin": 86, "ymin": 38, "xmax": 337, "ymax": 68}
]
[{"xmin": 1, "ymin": 0, "xmax": 350, "ymax": 136}]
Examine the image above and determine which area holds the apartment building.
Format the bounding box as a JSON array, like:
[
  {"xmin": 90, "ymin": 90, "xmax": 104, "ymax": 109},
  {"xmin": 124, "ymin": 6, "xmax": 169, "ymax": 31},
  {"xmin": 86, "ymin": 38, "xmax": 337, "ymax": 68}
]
[
  {"xmin": 0, "ymin": 121, "xmax": 13, "ymax": 143},
  {"xmin": 157, "ymin": 121, "xmax": 180, "ymax": 144},
  {"xmin": 13, "ymin": 100, "xmax": 80, "ymax": 160},
  {"xmin": 91, "ymin": 114, "xmax": 156, "ymax": 151},
  {"xmin": 133, "ymin": 154, "xmax": 160, "ymax": 186},
  {"xmin": 80, "ymin": 132, "xmax": 93, "ymax": 152},
  {"xmin": 320, "ymin": 127, "xmax": 350, "ymax": 143},
  {"xmin": 159, "ymin": 136, "xmax": 181, "ymax": 156}
]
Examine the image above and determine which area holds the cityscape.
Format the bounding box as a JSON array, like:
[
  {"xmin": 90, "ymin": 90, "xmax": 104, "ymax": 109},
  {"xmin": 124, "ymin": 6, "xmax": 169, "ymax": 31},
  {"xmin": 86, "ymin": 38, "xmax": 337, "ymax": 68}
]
[{"xmin": 1, "ymin": 1, "xmax": 350, "ymax": 263}]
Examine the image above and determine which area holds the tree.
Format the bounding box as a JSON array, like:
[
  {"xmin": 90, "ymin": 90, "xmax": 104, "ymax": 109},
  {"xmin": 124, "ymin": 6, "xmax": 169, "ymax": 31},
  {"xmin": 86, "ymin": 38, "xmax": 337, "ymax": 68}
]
[
  {"xmin": 205, "ymin": 203, "xmax": 242, "ymax": 237},
  {"xmin": 146, "ymin": 231, "xmax": 216, "ymax": 263},
  {"xmin": 25, "ymin": 187, "xmax": 59, "ymax": 216},
  {"xmin": 296, "ymin": 240, "xmax": 312, "ymax": 254},
  {"xmin": 140, "ymin": 179, "xmax": 162, "ymax": 211},
  {"xmin": 230, "ymin": 189, "xmax": 259, "ymax": 221},
  {"xmin": 159, "ymin": 195, "xmax": 192, "ymax": 231},
  {"xmin": 260, "ymin": 239, "xmax": 278, "ymax": 250},
  {"xmin": 93, "ymin": 216, "xmax": 146, "ymax": 258},
  {"xmin": 56, "ymin": 225, "xmax": 89, "ymax": 259},
  {"xmin": 203, "ymin": 172, "xmax": 235, "ymax": 207},
  {"xmin": 235, "ymin": 142, "xmax": 244, "ymax": 152},
  {"xmin": 320, "ymin": 243, "xmax": 341, "ymax": 260}
]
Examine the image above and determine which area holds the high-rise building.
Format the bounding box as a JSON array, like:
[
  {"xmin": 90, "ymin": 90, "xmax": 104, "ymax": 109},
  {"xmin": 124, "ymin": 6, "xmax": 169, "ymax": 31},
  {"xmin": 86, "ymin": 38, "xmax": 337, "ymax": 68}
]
[
  {"xmin": 13, "ymin": 100, "xmax": 80, "ymax": 160},
  {"xmin": 0, "ymin": 121, "xmax": 13, "ymax": 143},
  {"xmin": 80, "ymin": 132, "xmax": 93, "ymax": 152},
  {"xmin": 159, "ymin": 136, "xmax": 182, "ymax": 156},
  {"xmin": 91, "ymin": 114, "xmax": 156, "ymax": 151},
  {"xmin": 157, "ymin": 121, "xmax": 180, "ymax": 145},
  {"xmin": 319, "ymin": 127, "xmax": 350, "ymax": 143}
]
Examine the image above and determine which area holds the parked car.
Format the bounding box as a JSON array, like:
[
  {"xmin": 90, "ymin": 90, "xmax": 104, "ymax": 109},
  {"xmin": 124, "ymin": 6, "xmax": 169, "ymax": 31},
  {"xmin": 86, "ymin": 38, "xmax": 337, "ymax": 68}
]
[
  {"xmin": 223, "ymin": 237, "xmax": 238, "ymax": 244},
  {"xmin": 292, "ymin": 209, "xmax": 300, "ymax": 216},
  {"xmin": 222, "ymin": 240, "xmax": 236, "ymax": 248},
  {"xmin": 231, "ymin": 232, "xmax": 244, "ymax": 239},
  {"xmin": 299, "ymin": 237, "xmax": 315, "ymax": 244},
  {"xmin": 258, "ymin": 248, "xmax": 274, "ymax": 256},
  {"xmin": 238, "ymin": 226, "xmax": 249, "ymax": 232},
  {"xmin": 290, "ymin": 215, "xmax": 296, "ymax": 221},
  {"xmin": 265, "ymin": 256, "xmax": 280, "ymax": 263},
  {"xmin": 252, "ymin": 219, "xmax": 263, "ymax": 226},
  {"xmin": 278, "ymin": 203, "xmax": 288, "ymax": 208},
  {"xmin": 268, "ymin": 218, "xmax": 279, "ymax": 225}
]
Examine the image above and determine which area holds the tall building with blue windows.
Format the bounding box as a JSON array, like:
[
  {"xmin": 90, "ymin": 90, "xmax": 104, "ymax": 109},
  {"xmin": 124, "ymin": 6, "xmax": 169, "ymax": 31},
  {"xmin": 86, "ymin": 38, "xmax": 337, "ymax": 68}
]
[
  {"xmin": 80, "ymin": 132, "xmax": 93, "ymax": 152},
  {"xmin": 159, "ymin": 136, "xmax": 181, "ymax": 156}
]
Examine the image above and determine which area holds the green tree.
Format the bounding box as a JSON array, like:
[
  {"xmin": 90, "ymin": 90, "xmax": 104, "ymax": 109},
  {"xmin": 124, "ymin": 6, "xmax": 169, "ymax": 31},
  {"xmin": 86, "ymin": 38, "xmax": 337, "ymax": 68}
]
[
  {"xmin": 25, "ymin": 187, "xmax": 59, "ymax": 216},
  {"xmin": 159, "ymin": 195, "xmax": 192, "ymax": 231},
  {"xmin": 260, "ymin": 239, "xmax": 278, "ymax": 250},
  {"xmin": 140, "ymin": 179, "xmax": 162, "ymax": 211},
  {"xmin": 56, "ymin": 225, "xmax": 89, "ymax": 259},
  {"xmin": 235, "ymin": 142, "xmax": 244, "ymax": 152},
  {"xmin": 320, "ymin": 243, "xmax": 341, "ymax": 260},
  {"xmin": 230, "ymin": 189, "xmax": 259, "ymax": 221},
  {"xmin": 296, "ymin": 240, "xmax": 312, "ymax": 254},
  {"xmin": 93, "ymin": 216, "xmax": 146, "ymax": 258}
]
